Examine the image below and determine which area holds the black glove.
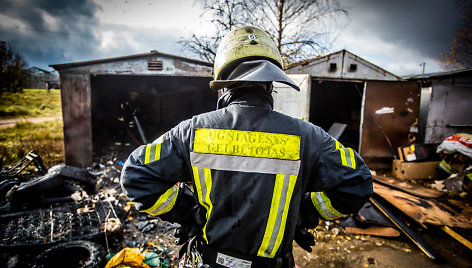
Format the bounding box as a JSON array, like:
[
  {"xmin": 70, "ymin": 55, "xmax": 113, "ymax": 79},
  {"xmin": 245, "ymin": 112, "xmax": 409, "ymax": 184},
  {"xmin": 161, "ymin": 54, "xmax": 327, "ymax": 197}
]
[
  {"xmin": 294, "ymin": 193, "xmax": 320, "ymax": 252},
  {"xmin": 156, "ymin": 183, "xmax": 205, "ymax": 245},
  {"xmin": 299, "ymin": 193, "xmax": 320, "ymax": 229},
  {"xmin": 173, "ymin": 203, "xmax": 205, "ymax": 245},
  {"xmin": 294, "ymin": 224, "xmax": 315, "ymax": 252}
]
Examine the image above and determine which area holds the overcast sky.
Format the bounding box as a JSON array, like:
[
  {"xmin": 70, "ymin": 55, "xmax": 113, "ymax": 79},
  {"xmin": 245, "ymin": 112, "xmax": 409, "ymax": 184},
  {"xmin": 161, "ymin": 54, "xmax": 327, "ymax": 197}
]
[{"xmin": 0, "ymin": 0, "xmax": 463, "ymax": 76}]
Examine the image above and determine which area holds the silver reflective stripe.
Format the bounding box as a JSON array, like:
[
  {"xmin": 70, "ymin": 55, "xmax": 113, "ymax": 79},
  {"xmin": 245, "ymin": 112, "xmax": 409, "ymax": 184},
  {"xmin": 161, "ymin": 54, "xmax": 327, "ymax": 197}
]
[
  {"xmin": 266, "ymin": 174, "xmax": 290, "ymax": 256},
  {"xmin": 314, "ymin": 192, "xmax": 337, "ymax": 220},
  {"xmin": 143, "ymin": 185, "xmax": 179, "ymax": 215},
  {"xmin": 257, "ymin": 174, "xmax": 298, "ymax": 257},
  {"xmin": 190, "ymin": 152, "xmax": 300, "ymax": 175}
]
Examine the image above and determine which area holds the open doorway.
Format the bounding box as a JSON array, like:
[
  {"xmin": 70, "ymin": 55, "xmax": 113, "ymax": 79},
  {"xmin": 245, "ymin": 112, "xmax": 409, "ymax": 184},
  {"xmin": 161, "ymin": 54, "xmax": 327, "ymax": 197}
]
[
  {"xmin": 90, "ymin": 75, "xmax": 216, "ymax": 158},
  {"xmin": 309, "ymin": 80, "xmax": 364, "ymax": 150}
]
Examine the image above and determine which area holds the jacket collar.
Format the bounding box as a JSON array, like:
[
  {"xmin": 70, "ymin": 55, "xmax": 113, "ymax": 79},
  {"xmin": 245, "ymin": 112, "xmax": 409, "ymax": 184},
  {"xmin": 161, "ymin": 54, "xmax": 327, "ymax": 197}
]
[{"xmin": 217, "ymin": 88, "xmax": 274, "ymax": 110}]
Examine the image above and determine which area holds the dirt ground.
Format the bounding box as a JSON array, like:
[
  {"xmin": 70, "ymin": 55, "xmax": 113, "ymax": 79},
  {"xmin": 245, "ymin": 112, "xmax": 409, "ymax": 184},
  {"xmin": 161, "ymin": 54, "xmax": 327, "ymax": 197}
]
[
  {"xmin": 118, "ymin": 212, "xmax": 472, "ymax": 268},
  {"xmin": 292, "ymin": 222, "xmax": 472, "ymax": 268}
]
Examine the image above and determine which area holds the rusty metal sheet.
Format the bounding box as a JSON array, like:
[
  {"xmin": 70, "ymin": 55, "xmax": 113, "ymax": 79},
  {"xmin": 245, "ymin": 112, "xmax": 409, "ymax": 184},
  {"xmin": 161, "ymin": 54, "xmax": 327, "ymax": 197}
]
[
  {"xmin": 360, "ymin": 81, "xmax": 420, "ymax": 169},
  {"xmin": 60, "ymin": 74, "xmax": 92, "ymax": 167},
  {"xmin": 373, "ymin": 175, "xmax": 443, "ymax": 198},
  {"xmin": 373, "ymin": 183, "xmax": 472, "ymax": 229}
]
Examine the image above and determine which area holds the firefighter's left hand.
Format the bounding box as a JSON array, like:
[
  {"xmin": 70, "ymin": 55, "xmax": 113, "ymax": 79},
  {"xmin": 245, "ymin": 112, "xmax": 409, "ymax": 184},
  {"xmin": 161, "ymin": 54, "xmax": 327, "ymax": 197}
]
[
  {"xmin": 173, "ymin": 204, "xmax": 205, "ymax": 245},
  {"xmin": 294, "ymin": 226, "xmax": 315, "ymax": 252}
]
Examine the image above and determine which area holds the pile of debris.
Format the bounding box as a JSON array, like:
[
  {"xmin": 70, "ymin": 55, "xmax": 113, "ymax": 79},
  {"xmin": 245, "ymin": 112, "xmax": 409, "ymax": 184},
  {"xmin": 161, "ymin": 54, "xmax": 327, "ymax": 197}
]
[
  {"xmin": 335, "ymin": 133, "xmax": 472, "ymax": 265},
  {"xmin": 0, "ymin": 153, "xmax": 179, "ymax": 268}
]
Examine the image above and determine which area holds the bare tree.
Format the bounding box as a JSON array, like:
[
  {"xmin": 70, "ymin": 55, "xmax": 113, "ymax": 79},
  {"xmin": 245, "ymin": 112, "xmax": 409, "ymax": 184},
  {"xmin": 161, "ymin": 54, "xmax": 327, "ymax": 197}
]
[
  {"xmin": 242, "ymin": 0, "xmax": 346, "ymax": 65},
  {"xmin": 181, "ymin": 0, "xmax": 347, "ymax": 65},
  {"xmin": 1, "ymin": 41, "xmax": 27, "ymax": 93},
  {"xmin": 180, "ymin": 0, "xmax": 248, "ymax": 63},
  {"xmin": 441, "ymin": 0, "xmax": 472, "ymax": 70}
]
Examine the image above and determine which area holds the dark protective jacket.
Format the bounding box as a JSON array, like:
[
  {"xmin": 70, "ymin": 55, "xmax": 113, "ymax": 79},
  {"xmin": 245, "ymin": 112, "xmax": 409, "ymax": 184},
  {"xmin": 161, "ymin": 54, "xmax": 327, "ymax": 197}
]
[{"xmin": 121, "ymin": 89, "xmax": 373, "ymax": 261}]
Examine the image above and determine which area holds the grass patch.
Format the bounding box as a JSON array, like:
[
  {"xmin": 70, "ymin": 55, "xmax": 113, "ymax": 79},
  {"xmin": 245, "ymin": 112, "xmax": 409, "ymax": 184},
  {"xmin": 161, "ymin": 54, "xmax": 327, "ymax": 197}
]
[
  {"xmin": 0, "ymin": 120, "xmax": 64, "ymax": 167},
  {"xmin": 0, "ymin": 89, "xmax": 61, "ymax": 119}
]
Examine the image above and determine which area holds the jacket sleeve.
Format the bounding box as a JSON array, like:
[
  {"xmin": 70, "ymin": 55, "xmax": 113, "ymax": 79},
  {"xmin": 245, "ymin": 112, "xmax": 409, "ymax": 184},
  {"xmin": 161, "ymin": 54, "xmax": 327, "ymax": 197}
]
[
  {"xmin": 120, "ymin": 120, "xmax": 195, "ymax": 222},
  {"xmin": 304, "ymin": 128, "xmax": 373, "ymax": 221}
]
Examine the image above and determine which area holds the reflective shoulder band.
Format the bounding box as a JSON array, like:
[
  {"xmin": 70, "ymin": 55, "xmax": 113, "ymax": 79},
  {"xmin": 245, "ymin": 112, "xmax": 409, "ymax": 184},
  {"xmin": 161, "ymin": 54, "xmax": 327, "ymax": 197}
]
[
  {"xmin": 144, "ymin": 133, "xmax": 167, "ymax": 164},
  {"xmin": 310, "ymin": 192, "xmax": 344, "ymax": 220},
  {"xmin": 335, "ymin": 140, "xmax": 356, "ymax": 169},
  {"xmin": 142, "ymin": 185, "xmax": 179, "ymax": 216}
]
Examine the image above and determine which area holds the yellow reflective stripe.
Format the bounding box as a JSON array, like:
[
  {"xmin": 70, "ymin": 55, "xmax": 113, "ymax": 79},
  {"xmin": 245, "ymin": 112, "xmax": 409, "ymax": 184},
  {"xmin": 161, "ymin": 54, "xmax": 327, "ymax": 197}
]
[
  {"xmin": 320, "ymin": 192, "xmax": 343, "ymax": 218},
  {"xmin": 270, "ymin": 175, "xmax": 297, "ymax": 258},
  {"xmin": 155, "ymin": 143, "xmax": 161, "ymax": 162},
  {"xmin": 144, "ymin": 141, "xmax": 163, "ymax": 165},
  {"xmin": 311, "ymin": 192, "xmax": 331, "ymax": 220},
  {"xmin": 258, "ymin": 174, "xmax": 284, "ymax": 257},
  {"xmin": 311, "ymin": 192, "xmax": 344, "ymax": 220},
  {"xmin": 202, "ymin": 168, "xmax": 213, "ymax": 244},
  {"xmin": 335, "ymin": 140, "xmax": 356, "ymax": 169},
  {"xmin": 339, "ymin": 148, "xmax": 348, "ymax": 166},
  {"xmin": 335, "ymin": 140, "xmax": 344, "ymax": 149},
  {"xmin": 142, "ymin": 185, "xmax": 179, "ymax": 216},
  {"xmin": 192, "ymin": 166, "xmax": 206, "ymax": 209},
  {"xmin": 192, "ymin": 166, "xmax": 213, "ymax": 244},
  {"xmin": 144, "ymin": 144, "xmax": 152, "ymax": 164},
  {"xmin": 194, "ymin": 128, "xmax": 301, "ymax": 160}
]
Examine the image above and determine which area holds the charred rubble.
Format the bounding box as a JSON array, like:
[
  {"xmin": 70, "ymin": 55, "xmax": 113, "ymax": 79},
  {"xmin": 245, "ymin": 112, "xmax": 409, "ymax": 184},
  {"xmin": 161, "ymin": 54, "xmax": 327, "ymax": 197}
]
[{"xmin": 0, "ymin": 153, "xmax": 179, "ymax": 268}]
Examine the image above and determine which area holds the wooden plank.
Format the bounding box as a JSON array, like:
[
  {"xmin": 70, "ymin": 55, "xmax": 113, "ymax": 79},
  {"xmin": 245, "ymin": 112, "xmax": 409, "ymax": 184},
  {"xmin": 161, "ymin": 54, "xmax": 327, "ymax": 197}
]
[
  {"xmin": 60, "ymin": 74, "xmax": 92, "ymax": 167},
  {"xmin": 440, "ymin": 226, "xmax": 472, "ymax": 251},
  {"xmin": 373, "ymin": 175, "xmax": 443, "ymax": 198},
  {"xmin": 345, "ymin": 226, "xmax": 400, "ymax": 237},
  {"xmin": 373, "ymin": 182, "xmax": 472, "ymax": 229}
]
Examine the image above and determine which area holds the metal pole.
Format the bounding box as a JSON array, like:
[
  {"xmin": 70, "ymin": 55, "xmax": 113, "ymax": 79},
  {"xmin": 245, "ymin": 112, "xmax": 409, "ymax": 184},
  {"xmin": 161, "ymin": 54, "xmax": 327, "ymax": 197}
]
[{"xmin": 133, "ymin": 115, "xmax": 147, "ymax": 144}]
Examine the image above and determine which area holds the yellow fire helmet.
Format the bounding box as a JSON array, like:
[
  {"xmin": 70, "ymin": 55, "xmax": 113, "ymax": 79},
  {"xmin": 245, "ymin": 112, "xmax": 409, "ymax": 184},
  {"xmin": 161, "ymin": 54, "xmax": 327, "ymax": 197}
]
[{"xmin": 210, "ymin": 25, "xmax": 299, "ymax": 91}]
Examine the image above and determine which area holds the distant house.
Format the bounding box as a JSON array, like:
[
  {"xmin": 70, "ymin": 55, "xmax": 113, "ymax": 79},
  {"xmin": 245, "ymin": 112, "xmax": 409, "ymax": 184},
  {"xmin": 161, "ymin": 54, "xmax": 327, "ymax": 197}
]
[
  {"xmin": 25, "ymin": 67, "xmax": 60, "ymax": 89},
  {"xmin": 286, "ymin": 49, "xmax": 402, "ymax": 81}
]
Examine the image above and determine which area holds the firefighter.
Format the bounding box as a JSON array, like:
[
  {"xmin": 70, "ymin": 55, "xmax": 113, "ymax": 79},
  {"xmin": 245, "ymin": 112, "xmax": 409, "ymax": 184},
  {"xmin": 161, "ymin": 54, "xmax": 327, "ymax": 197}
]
[{"xmin": 121, "ymin": 25, "xmax": 373, "ymax": 268}]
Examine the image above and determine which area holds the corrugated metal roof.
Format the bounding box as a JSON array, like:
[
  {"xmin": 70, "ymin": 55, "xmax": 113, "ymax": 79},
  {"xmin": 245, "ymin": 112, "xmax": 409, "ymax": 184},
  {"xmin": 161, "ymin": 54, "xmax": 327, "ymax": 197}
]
[
  {"xmin": 285, "ymin": 50, "xmax": 341, "ymax": 69},
  {"xmin": 26, "ymin": 66, "xmax": 52, "ymax": 73},
  {"xmin": 50, "ymin": 50, "xmax": 212, "ymax": 70},
  {"xmin": 402, "ymin": 68, "xmax": 472, "ymax": 79}
]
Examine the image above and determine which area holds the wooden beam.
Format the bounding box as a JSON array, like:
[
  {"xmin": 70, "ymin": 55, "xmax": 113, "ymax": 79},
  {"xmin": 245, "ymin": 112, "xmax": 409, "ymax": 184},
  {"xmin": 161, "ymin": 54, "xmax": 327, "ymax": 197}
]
[{"xmin": 441, "ymin": 226, "xmax": 472, "ymax": 251}]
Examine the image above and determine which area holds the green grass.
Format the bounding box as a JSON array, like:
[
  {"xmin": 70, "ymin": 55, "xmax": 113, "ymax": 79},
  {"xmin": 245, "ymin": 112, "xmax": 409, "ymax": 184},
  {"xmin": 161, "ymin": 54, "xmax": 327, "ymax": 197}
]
[
  {"xmin": 0, "ymin": 89, "xmax": 62, "ymax": 118},
  {"xmin": 0, "ymin": 120, "xmax": 64, "ymax": 167}
]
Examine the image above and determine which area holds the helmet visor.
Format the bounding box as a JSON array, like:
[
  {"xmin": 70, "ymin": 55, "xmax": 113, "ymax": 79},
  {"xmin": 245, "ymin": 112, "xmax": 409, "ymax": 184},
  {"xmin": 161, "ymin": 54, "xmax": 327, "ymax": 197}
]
[{"xmin": 210, "ymin": 60, "xmax": 300, "ymax": 91}]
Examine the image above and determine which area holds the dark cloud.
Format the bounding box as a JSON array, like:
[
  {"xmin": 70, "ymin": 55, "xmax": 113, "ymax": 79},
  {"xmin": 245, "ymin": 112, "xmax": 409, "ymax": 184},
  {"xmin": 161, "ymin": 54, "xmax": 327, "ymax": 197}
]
[
  {"xmin": 343, "ymin": 0, "xmax": 463, "ymax": 58},
  {"xmin": 0, "ymin": 0, "xmax": 100, "ymax": 70},
  {"xmin": 0, "ymin": 0, "xmax": 188, "ymax": 70}
]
